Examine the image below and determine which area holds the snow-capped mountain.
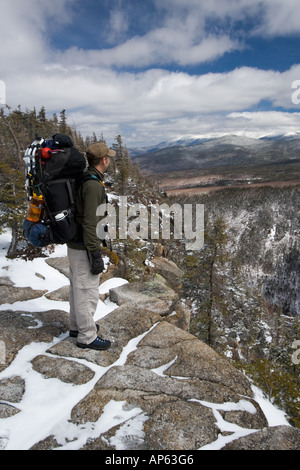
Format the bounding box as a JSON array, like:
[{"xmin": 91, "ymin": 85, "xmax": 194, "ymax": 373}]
[
  {"xmin": 129, "ymin": 132, "xmax": 300, "ymax": 158},
  {"xmin": 130, "ymin": 133, "xmax": 300, "ymax": 175}
]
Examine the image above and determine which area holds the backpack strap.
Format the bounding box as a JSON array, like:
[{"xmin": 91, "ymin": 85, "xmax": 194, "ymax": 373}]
[
  {"xmin": 74, "ymin": 172, "xmax": 107, "ymax": 246},
  {"xmin": 86, "ymin": 173, "xmax": 105, "ymax": 188},
  {"xmin": 78, "ymin": 172, "xmax": 106, "ymax": 199}
]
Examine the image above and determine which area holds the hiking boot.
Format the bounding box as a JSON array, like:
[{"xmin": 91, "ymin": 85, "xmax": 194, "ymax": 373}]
[
  {"xmin": 76, "ymin": 336, "xmax": 111, "ymax": 351},
  {"xmin": 69, "ymin": 324, "xmax": 99, "ymax": 338}
]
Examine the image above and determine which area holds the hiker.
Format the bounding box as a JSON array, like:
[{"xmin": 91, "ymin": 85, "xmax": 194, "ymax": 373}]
[{"xmin": 67, "ymin": 142, "xmax": 116, "ymax": 350}]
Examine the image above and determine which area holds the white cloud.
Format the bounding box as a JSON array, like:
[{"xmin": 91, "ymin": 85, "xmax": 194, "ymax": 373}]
[
  {"xmin": 154, "ymin": 0, "xmax": 300, "ymax": 37},
  {"xmin": 44, "ymin": 0, "xmax": 300, "ymax": 71},
  {"xmin": 1, "ymin": 0, "xmax": 300, "ymax": 146},
  {"xmin": 139, "ymin": 112, "xmax": 300, "ymax": 145},
  {"xmin": 107, "ymin": 6, "xmax": 129, "ymax": 44},
  {"xmin": 227, "ymin": 111, "xmax": 300, "ymax": 138},
  {"xmin": 56, "ymin": 29, "xmax": 239, "ymax": 69},
  {"xmin": 4, "ymin": 61, "xmax": 300, "ymax": 145},
  {"xmin": 9, "ymin": 64, "xmax": 299, "ymax": 112},
  {"xmin": 253, "ymin": 0, "xmax": 300, "ymax": 36},
  {"xmin": 0, "ymin": 0, "xmax": 77, "ymax": 73}
]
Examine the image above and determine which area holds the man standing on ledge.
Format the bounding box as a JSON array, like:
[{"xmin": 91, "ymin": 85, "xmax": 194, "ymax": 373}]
[{"xmin": 67, "ymin": 142, "xmax": 116, "ymax": 350}]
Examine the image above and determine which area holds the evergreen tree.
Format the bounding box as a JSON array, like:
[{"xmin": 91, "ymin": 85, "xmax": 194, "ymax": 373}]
[
  {"xmin": 52, "ymin": 113, "xmax": 59, "ymax": 133},
  {"xmin": 37, "ymin": 106, "xmax": 46, "ymax": 123},
  {"xmin": 91, "ymin": 132, "xmax": 98, "ymax": 144},
  {"xmin": 112, "ymin": 134, "xmax": 132, "ymax": 195},
  {"xmin": 0, "ymin": 105, "xmax": 76, "ymax": 256},
  {"xmin": 0, "ymin": 106, "xmax": 27, "ymax": 256},
  {"xmin": 186, "ymin": 215, "xmax": 228, "ymax": 347},
  {"xmin": 59, "ymin": 109, "xmax": 67, "ymax": 134}
]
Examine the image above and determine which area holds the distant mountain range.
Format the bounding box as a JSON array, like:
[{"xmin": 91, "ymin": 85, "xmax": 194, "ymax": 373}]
[{"xmin": 130, "ymin": 133, "xmax": 300, "ymax": 175}]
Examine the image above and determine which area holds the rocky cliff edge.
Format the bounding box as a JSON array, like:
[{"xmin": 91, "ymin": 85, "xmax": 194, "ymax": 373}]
[{"xmin": 0, "ymin": 253, "xmax": 299, "ymax": 451}]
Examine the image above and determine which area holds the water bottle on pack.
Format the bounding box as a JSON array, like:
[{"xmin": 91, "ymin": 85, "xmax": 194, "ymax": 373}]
[{"xmin": 26, "ymin": 194, "xmax": 44, "ymax": 222}]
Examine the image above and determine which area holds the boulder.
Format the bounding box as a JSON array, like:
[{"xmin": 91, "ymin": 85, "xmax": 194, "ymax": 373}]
[
  {"xmin": 0, "ymin": 309, "xmax": 70, "ymax": 371},
  {"xmin": 165, "ymin": 303, "xmax": 191, "ymax": 331},
  {"xmin": 48, "ymin": 305, "xmax": 162, "ymax": 367},
  {"xmin": 222, "ymin": 425, "xmax": 300, "ymax": 450},
  {"xmin": 1, "ymin": 255, "xmax": 299, "ymax": 451},
  {"xmin": 45, "ymin": 257, "xmax": 70, "ymax": 278},
  {"xmin": 31, "ymin": 355, "xmax": 95, "ymax": 385},
  {"xmin": 0, "ymin": 277, "xmax": 47, "ymax": 304},
  {"xmin": 45, "ymin": 285, "xmax": 69, "ymax": 302},
  {"xmin": 0, "ymin": 376, "xmax": 25, "ymax": 403},
  {"xmin": 69, "ymin": 319, "xmax": 267, "ymax": 450},
  {"xmin": 109, "ymin": 280, "xmax": 178, "ymax": 316},
  {"xmin": 149, "ymin": 256, "xmax": 183, "ymax": 291}
]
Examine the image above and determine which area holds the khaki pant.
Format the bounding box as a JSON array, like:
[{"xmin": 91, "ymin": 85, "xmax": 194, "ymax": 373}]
[{"xmin": 68, "ymin": 247, "xmax": 99, "ymax": 344}]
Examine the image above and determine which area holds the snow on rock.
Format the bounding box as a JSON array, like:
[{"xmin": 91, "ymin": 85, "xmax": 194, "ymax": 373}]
[{"xmin": 0, "ymin": 231, "xmax": 299, "ymax": 451}]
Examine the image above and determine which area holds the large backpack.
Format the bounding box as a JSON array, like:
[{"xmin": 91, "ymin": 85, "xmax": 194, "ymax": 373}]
[{"xmin": 23, "ymin": 134, "xmax": 87, "ymax": 247}]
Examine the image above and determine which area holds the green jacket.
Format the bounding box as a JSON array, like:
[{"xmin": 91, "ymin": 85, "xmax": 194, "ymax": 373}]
[{"xmin": 68, "ymin": 166, "xmax": 106, "ymax": 251}]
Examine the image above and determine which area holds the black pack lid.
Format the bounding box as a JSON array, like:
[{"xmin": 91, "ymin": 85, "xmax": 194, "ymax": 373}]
[{"xmin": 52, "ymin": 134, "xmax": 73, "ymax": 148}]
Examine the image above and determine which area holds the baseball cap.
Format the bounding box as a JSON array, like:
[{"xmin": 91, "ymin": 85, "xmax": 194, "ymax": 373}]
[{"xmin": 86, "ymin": 142, "xmax": 116, "ymax": 161}]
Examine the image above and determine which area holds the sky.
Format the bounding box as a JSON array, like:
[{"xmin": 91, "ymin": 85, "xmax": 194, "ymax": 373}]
[{"xmin": 0, "ymin": 0, "xmax": 300, "ymax": 147}]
